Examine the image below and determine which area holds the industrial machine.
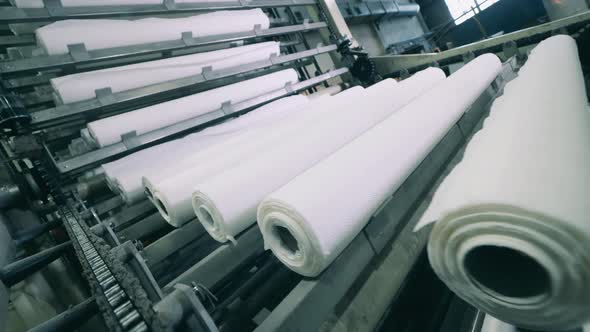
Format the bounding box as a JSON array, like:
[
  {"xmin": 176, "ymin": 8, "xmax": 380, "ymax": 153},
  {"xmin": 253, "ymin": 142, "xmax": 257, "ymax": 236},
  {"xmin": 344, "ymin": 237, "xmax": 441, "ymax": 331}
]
[{"xmin": 0, "ymin": 1, "xmax": 588, "ymax": 331}]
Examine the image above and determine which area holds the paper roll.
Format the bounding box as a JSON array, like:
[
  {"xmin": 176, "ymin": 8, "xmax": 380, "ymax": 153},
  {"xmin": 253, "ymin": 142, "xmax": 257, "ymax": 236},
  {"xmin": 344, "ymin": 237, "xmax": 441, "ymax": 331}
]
[
  {"xmin": 36, "ymin": 10, "xmax": 269, "ymax": 55},
  {"xmin": 481, "ymin": 315, "xmax": 590, "ymax": 332},
  {"xmin": 147, "ymin": 90, "xmax": 359, "ymax": 227},
  {"xmin": 415, "ymin": 36, "xmax": 590, "ymax": 331},
  {"xmin": 103, "ymin": 94, "xmax": 308, "ymax": 204},
  {"xmin": 257, "ymin": 54, "xmax": 501, "ymax": 277},
  {"xmin": 86, "ymin": 69, "xmax": 298, "ymax": 147},
  {"xmin": 52, "ymin": 42, "xmax": 280, "ymax": 104},
  {"xmin": 191, "ymin": 67, "xmax": 447, "ymax": 245}
]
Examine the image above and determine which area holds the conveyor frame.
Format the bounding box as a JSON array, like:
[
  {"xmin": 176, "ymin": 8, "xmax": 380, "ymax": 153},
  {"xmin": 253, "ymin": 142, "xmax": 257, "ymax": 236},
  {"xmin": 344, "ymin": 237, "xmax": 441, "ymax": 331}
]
[
  {"xmin": 50, "ymin": 68, "xmax": 348, "ymax": 174},
  {"xmin": 0, "ymin": 0, "xmax": 453, "ymax": 330},
  {"xmin": 30, "ymin": 43, "xmax": 337, "ymax": 128},
  {"xmin": 0, "ymin": 0, "xmax": 317, "ymax": 23},
  {"xmin": 0, "ymin": 21, "xmax": 328, "ymax": 74}
]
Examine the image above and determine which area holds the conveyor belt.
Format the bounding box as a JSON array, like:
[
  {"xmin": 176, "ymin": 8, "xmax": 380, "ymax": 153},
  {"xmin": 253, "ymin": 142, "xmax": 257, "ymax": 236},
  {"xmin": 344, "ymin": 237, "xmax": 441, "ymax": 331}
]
[{"xmin": 33, "ymin": 152, "xmax": 162, "ymax": 331}]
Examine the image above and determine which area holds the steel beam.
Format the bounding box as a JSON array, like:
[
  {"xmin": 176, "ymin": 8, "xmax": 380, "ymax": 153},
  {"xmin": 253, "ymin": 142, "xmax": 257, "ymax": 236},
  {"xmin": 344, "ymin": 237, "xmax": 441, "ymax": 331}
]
[{"xmin": 372, "ymin": 10, "xmax": 590, "ymax": 73}]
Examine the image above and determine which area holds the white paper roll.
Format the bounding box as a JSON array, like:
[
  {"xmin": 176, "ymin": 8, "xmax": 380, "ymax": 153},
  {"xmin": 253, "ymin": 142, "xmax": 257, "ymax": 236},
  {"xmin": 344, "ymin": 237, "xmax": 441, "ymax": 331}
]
[
  {"xmin": 481, "ymin": 315, "xmax": 590, "ymax": 332},
  {"xmin": 147, "ymin": 88, "xmax": 365, "ymax": 227},
  {"xmin": 307, "ymin": 85, "xmax": 343, "ymax": 100},
  {"xmin": 103, "ymin": 94, "xmax": 309, "ymax": 204},
  {"xmin": 86, "ymin": 69, "xmax": 298, "ymax": 147},
  {"xmin": 15, "ymin": 0, "xmax": 230, "ymax": 8},
  {"xmin": 52, "ymin": 42, "xmax": 280, "ymax": 104},
  {"xmin": 257, "ymin": 54, "xmax": 501, "ymax": 277},
  {"xmin": 415, "ymin": 36, "xmax": 590, "ymax": 331},
  {"xmin": 191, "ymin": 67, "xmax": 448, "ymax": 245},
  {"xmin": 35, "ymin": 9, "xmax": 269, "ymax": 55},
  {"xmin": 480, "ymin": 316, "xmax": 517, "ymax": 332}
]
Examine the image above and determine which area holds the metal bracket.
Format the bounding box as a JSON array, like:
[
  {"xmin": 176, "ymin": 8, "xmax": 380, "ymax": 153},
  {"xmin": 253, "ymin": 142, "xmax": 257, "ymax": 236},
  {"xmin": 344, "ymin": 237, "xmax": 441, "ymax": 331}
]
[
  {"xmin": 154, "ymin": 284, "xmax": 218, "ymax": 331},
  {"xmin": 502, "ymin": 40, "xmax": 527, "ymax": 67},
  {"xmin": 164, "ymin": 0, "xmax": 176, "ymax": 10},
  {"xmin": 121, "ymin": 131, "xmax": 140, "ymax": 150},
  {"xmin": 201, "ymin": 66, "xmax": 216, "ymax": 80},
  {"xmin": 181, "ymin": 31, "xmax": 196, "ymax": 46},
  {"xmin": 95, "ymin": 87, "xmax": 116, "ymax": 106},
  {"xmin": 220, "ymin": 101, "xmax": 233, "ymax": 115},
  {"xmin": 284, "ymin": 81, "xmax": 295, "ymax": 94},
  {"xmin": 44, "ymin": 0, "xmax": 65, "ymax": 16},
  {"xmin": 269, "ymin": 53, "xmax": 280, "ymax": 65},
  {"xmin": 302, "ymin": 18, "xmax": 311, "ymax": 30},
  {"xmin": 67, "ymin": 43, "xmax": 91, "ymax": 62},
  {"xmin": 462, "ymin": 51, "xmax": 475, "ymax": 64}
]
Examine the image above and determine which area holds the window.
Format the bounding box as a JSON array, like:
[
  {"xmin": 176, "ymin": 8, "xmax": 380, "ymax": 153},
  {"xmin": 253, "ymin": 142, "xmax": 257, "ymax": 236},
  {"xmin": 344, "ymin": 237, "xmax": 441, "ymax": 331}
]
[{"xmin": 445, "ymin": 0, "xmax": 499, "ymax": 25}]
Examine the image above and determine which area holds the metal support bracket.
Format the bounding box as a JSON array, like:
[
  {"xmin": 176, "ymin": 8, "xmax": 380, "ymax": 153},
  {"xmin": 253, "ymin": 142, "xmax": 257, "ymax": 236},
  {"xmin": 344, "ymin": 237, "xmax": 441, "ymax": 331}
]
[
  {"xmin": 154, "ymin": 284, "xmax": 218, "ymax": 331},
  {"xmin": 95, "ymin": 87, "xmax": 116, "ymax": 106},
  {"xmin": 462, "ymin": 51, "xmax": 475, "ymax": 64},
  {"xmin": 269, "ymin": 53, "xmax": 280, "ymax": 65},
  {"xmin": 284, "ymin": 81, "xmax": 295, "ymax": 94},
  {"xmin": 67, "ymin": 43, "xmax": 91, "ymax": 62},
  {"xmin": 181, "ymin": 31, "xmax": 196, "ymax": 46},
  {"xmin": 164, "ymin": 0, "xmax": 177, "ymax": 10},
  {"xmin": 201, "ymin": 66, "xmax": 216, "ymax": 80},
  {"xmin": 220, "ymin": 101, "xmax": 234, "ymax": 115},
  {"xmin": 121, "ymin": 131, "xmax": 140, "ymax": 150},
  {"xmin": 44, "ymin": 0, "xmax": 65, "ymax": 16}
]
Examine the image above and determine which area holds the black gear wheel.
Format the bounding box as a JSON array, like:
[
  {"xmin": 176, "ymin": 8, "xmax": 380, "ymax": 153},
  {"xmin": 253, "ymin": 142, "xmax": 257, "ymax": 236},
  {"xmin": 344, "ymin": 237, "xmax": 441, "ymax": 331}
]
[{"xmin": 350, "ymin": 56, "xmax": 376, "ymax": 84}]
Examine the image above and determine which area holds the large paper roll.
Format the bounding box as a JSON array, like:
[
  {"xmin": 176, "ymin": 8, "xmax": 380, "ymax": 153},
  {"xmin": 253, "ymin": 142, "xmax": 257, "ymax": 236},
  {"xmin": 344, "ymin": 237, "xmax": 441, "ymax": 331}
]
[
  {"xmin": 36, "ymin": 9, "xmax": 269, "ymax": 55},
  {"xmin": 147, "ymin": 88, "xmax": 367, "ymax": 227},
  {"xmin": 257, "ymin": 54, "xmax": 501, "ymax": 277},
  {"xmin": 86, "ymin": 69, "xmax": 298, "ymax": 147},
  {"xmin": 52, "ymin": 42, "xmax": 280, "ymax": 104},
  {"xmin": 15, "ymin": 0, "xmax": 229, "ymax": 8},
  {"xmin": 415, "ymin": 36, "xmax": 590, "ymax": 331},
  {"xmin": 481, "ymin": 316, "xmax": 590, "ymax": 332},
  {"xmin": 191, "ymin": 67, "xmax": 448, "ymax": 244},
  {"xmin": 103, "ymin": 94, "xmax": 309, "ymax": 204},
  {"xmin": 144, "ymin": 87, "xmax": 364, "ymax": 197}
]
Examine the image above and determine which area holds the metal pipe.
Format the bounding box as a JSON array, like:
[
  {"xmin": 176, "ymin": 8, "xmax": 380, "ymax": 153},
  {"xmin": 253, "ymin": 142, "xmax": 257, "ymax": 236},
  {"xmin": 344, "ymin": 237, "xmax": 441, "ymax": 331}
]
[
  {"xmin": 14, "ymin": 219, "xmax": 63, "ymax": 247},
  {"xmin": 27, "ymin": 297, "xmax": 98, "ymax": 332},
  {"xmin": 213, "ymin": 258, "xmax": 280, "ymax": 319},
  {"xmin": 0, "ymin": 218, "xmax": 15, "ymax": 269},
  {"xmin": 394, "ymin": 3, "xmax": 421, "ymax": 16},
  {"xmin": 0, "ymin": 184, "xmax": 21, "ymax": 209},
  {"xmin": 0, "ymin": 241, "xmax": 72, "ymax": 287},
  {"xmin": 219, "ymin": 265, "xmax": 299, "ymax": 332}
]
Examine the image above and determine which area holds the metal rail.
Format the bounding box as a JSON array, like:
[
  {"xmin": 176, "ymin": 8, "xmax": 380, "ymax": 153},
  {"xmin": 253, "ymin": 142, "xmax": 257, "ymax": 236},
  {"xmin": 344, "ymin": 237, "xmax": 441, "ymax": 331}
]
[
  {"xmin": 373, "ymin": 10, "xmax": 590, "ymax": 74},
  {"xmin": 0, "ymin": 21, "xmax": 327, "ymax": 74},
  {"xmin": 53, "ymin": 67, "xmax": 348, "ymax": 174},
  {"xmin": 30, "ymin": 44, "xmax": 337, "ymax": 127},
  {"xmin": 0, "ymin": 35, "xmax": 36, "ymax": 47},
  {"xmin": 0, "ymin": 0, "xmax": 317, "ymax": 23}
]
